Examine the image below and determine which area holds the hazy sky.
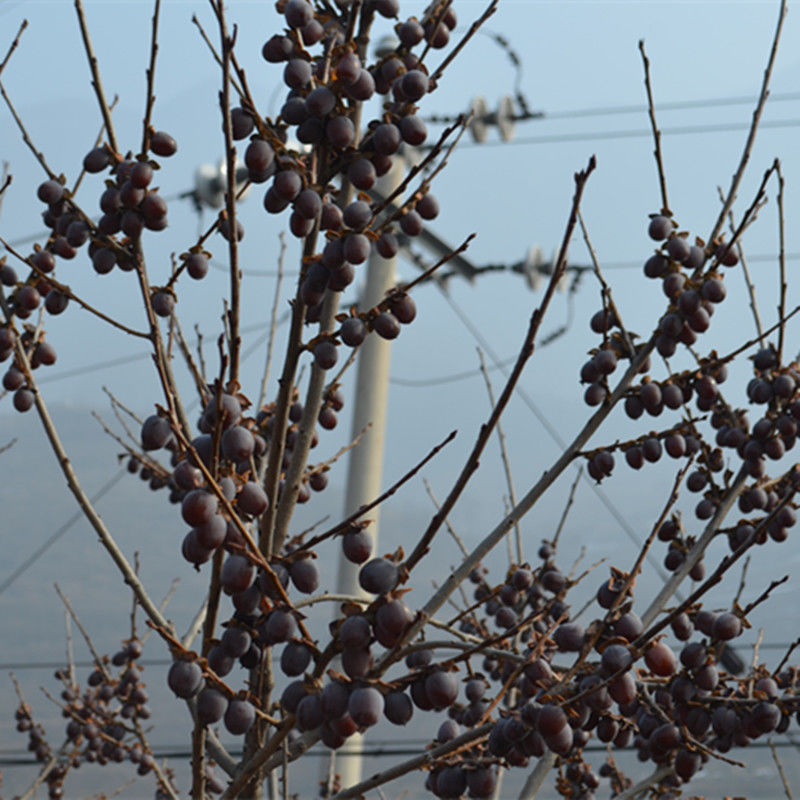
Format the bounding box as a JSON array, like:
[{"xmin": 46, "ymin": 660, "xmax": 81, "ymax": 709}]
[{"xmin": 1, "ymin": 1, "xmax": 799, "ymax": 796}]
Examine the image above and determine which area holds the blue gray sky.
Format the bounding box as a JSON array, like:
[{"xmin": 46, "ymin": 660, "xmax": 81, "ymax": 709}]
[{"xmin": 1, "ymin": 1, "xmax": 799, "ymax": 797}]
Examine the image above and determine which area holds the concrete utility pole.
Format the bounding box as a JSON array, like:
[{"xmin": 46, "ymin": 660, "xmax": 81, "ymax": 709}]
[
  {"xmin": 337, "ymin": 162, "xmax": 404, "ymax": 606},
  {"xmin": 331, "ymin": 156, "xmax": 405, "ymax": 791}
]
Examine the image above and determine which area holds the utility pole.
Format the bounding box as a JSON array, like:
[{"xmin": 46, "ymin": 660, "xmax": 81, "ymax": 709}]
[
  {"xmin": 330, "ymin": 156, "xmax": 405, "ymax": 791},
  {"xmin": 337, "ymin": 158, "xmax": 404, "ymax": 605}
]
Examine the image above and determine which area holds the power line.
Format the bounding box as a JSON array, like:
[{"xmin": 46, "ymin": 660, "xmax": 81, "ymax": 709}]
[
  {"xmin": 544, "ymin": 90, "xmax": 800, "ymax": 120},
  {"xmin": 1, "ymin": 640, "xmax": 792, "ymax": 673},
  {"xmin": 449, "ymin": 118, "xmax": 800, "ymax": 150},
  {"xmin": 0, "ymin": 659, "xmax": 171, "ymax": 671},
  {"xmin": 34, "ymin": 315, "xmax": 289, "ymax": 386},
  {"xmin": 0, "ymin": 468, "xmax": 128, "ymax": 597},
  {"xmin": 0, "ymin": 738, "xmax": 797, "ymax": 768},
  {"xmin": 390, "ymin": 356, "xmax": 518, "ymax": 387},
  {"xmin": 425, "ymin": 90, "xmax": 800, "ymax": 127},
  {"xmin": 210, "ymin": 256, "xmax": 283, "ymax": 278}
]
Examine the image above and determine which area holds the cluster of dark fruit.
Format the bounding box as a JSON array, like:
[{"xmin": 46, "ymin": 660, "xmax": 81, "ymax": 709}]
[
  {"xmin": 125, "ymin": 451, "xmax": 177, "ymax": 498},
  {"xmin": 250, "ymin": 0, "xmax": 447, "ymax": 337},
  {"xmin": 0, "ymin": 325, "xmax": 57, "ymax": 412},
  {"xmin": 556, "ymin": 760, "xmax": 602, "ymax": 799},
  {"xmin": 63, "ymin": 640, "xmax": 156, "ymax": 769},
  {"xmin": 585, "ymin": 421, "xmax": 699, "ymax": 483},
  {"xmin": 578, "ymin": 217, "xmax": 800, "ymax": 594},
  {"xmin": 581, "ymin": 213, "xmax": 736, "ymax": 411},
  {"xmin": 132, "ymin": 376, "xmax": 368, "ymax": 573},
  {"xmin": 345, "ymin": 540, "xmax": 800, "ymax": 799},
  {"xmin": 34, "ymin": 131, "xmax": 176, "ymax": 275},
  {"xmin": 14, "ymin": 703, "xmax": 69, "ymax": 800},
  {"xmin": 13, "ymin": 638, "xmax": 182, "ymax": 799},
  {"xmin": 15, "ymin": 702, "xmax": 52, "ymax": 763},
  {"xmin": 168, "ymin": 658, "xmax": 258, "ymax": 739},
  {"xmin": 1, "ymin": 248, "xmax": 65, "ymax": 327},
  {"xmin": 645, "ymin": 214, "xmax": 736, "ymax": 355},
  {"xmin": 134, "ymin": 386, "xmax": 353, "ymax": 566},
  {"xmin": 305, "ymin": 289, "xmax": 418, "ymax": 372},
  {"xmin": 270, "ymin": 555, "xmax": 515, "ymax": 790},
  {"xmin": 0, "ymin": 131, "xmax": 178, "ymax": 415},
  {"xmin": 653, "ymin": 516, "xmax": 708, "ymax": 579},
  {"xmin": 255, "ymin": 545, "xmax": 577, "ymax": 796},
  {"xmin": 469, "ymin": 550, "xmax": 571, "ymax": 638},
  {"xmin": 688, "ymin": 465, "xmax": 799, "ymax": 552},
  {"xmin": 165, "ymin": 553, "xmax": 410, "ymax": 743}
]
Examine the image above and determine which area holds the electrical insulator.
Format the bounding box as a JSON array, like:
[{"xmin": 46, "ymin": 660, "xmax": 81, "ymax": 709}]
[{"xmin": 193, "ymin": 160, "xmax": 250, "ymax": 209}]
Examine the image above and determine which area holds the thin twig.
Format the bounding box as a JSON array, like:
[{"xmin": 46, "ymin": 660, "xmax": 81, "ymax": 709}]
[
  {"xmin": 328, "ymin": 723, "xmax": 494, "ymax": 800},
  {"xmin": 257, "ymin": 232, "xmax": 287, "ymax": 409},
  {"xmin": 641, "ymin": 467, "xmax": 748, "ymax": 627},
  {"xmin": 0, "ymin": 19, "xmax": 28, "ymax": 78},
  {"xmin": 141, "ymin": 0, "xmax": 162, "ymax": 155},
  {"xmin": 424, "ymin": 479, "xmax": 468, "ymax": 558},
  {"xmin": 173, "ymin": 315, "xmax": 209, "ymax": 403},
  {"xmin": 91, "ymin": 412, "xmax": 163, "ymax": 477},
  {"xmin": 638, "ymin": 40, "xmax": 670, "ymax": 214},
  {"xmin": 181, "ymin": 598, "xmax": 209, "ymax": 650},
  {"xmin": 776, "ymin": 161, "xmax": 787, "ymax": 362},
  {"xmin": 14, "ymin": 325, "xmax": 172, "ymax": 635},
  {"xmin": 578, "ymin": 210, "xmax": 635, "ymax": 358},
  {"xmin": 305, "ymin": 423, "xmax": 370, "ymax": 477},
  {"xmin": 612, "ymin": 766, "xmax": 674, "ymax": 800},
  {"xmin": 194, "ymin": 324, "xmax": 207, "ymax": 384},
  {"xmin": 709, "ymin": 0, "xmax": 787, "ymax": 245},
  {"xmin": 0, "ymin": 80, "xmax": 57, "ymax": 178},
  {"xmin": 742, "ymin": 575, "xmax": 789, "ymax": 618},
  {"xmin": 477, "ymin": 348, "xmax": 522, "ymax": 564},
  {"xmin": 104, "ymin": 386, "xmax": 144, "ymax": 428},
  {"xmin": 72, "ymin": 94, "xmax": 119, "ymax": 197},
  {"xmin": 74, "ymin": 0, "xmax": 119, "ymax": 155},
  {"xmin": 0, "ymin": 165, "xmax": 9, "ymax": 224},
  {"xmin": 733, "ymin": 556, "xmax": 751, "ymax": 608},
  {"xmin": 714, "ymin": 158, "xmax": 779, "ymax": 277},
  {"xmin": 296, "ymin": 429, "xmax": 457, "ymax": 555},
  {"xmin": 131, "ymin": 239, "xmax": 193, "ymax": 447},
  {"xmin": 715, "ymin": 303, "xmax": 800, "ymax": 366},
  {"xmin": 141, "ymin": 577, "xmax": 180, "ymax": 646},
  {"xmin": 429, "ymin": 0, "xmax": 498, "ymax": 84},
  {"xmin": 750, "ymin": 627, "xmax": 765, "ymax": 675},
  {"xmin": 773, "ymin": 635, "xmax": 800, "ymax": 677},
  {"xmin": 190, "ymin": 13, "xmax": 245, "ymax": 99},
  {"xmin": 64, "ymin": 608, "xmax": 75, "ymax": 689},
  {"xmin": 770, "ymin": 739, "xmax": 794, "ymax": 800},
  {"xmin": 552, "ymin": 467, "xmax": 582, "ymax": 550},
  {"xmin": 213, "ymin": 1, "xmax": 243, "ymax": 388},
  {"xmin": 718, "ymin": 186, "xmax": 765, "ymax": 344},
  {"xmin": 54, "ymin": 584, "xmax": 111, "ymax": 680}
]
